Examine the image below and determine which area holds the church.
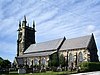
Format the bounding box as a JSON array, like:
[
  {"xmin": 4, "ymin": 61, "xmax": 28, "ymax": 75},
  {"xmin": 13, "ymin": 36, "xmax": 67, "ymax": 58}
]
[{"xmin": 15, "ymin": 16, "xmax": 99, "ymax": 68}]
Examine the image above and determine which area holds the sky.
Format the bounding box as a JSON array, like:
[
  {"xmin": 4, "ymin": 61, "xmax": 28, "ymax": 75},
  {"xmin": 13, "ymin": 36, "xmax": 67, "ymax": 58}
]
[{"xmin": 0, "ymin": 0, "xmax": 100, "ymax": 62}]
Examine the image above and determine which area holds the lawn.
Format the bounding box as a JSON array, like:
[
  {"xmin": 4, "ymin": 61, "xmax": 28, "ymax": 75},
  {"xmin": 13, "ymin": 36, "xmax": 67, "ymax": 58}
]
[{"xmin": 9, "ymin": 71, "xmax": 69, "ymax": 75}]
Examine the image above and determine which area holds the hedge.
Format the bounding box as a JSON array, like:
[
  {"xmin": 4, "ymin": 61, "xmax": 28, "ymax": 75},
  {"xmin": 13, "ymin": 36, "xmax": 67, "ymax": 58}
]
[{"xmin": 79, "ymin": 62, "xmax": 100, "ymax": 72}]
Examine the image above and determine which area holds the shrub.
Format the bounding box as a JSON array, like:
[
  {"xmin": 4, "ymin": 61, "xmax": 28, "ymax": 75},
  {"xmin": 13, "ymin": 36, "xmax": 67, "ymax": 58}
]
[
  {"xmin": 26, "ymin": 68, "xmax": 33, "ymax": 73},
  {"xmin": 41, "ymin": 68, "xmax": 46, "ymax": 72},
  {"xmin": 79, "ymin": 62, "xmax": 100, "ymax": 72},
  {"xmin": 88, "ymin": 62, "xmax": 100, "ymax": 71},
  {"xmin": 52, "ymin": 67, "xmax": 57, "ymax": 72}
]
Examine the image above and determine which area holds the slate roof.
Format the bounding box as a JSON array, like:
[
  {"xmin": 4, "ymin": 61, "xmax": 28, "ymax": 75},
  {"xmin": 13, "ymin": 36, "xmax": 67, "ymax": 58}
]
[
  {"xmin": 24, "ymin": 34, "xmax": 92, "ymax": 55},
  {"xmin": 60, "ymin": 35, "xmax": 92, "ymax": 50},
  {"xmin": 24, "ymin": 38, "xmax": 64, "ymax": 53},
  {"xmin": 19, "ymin": 51, "xmax": 56, "ymax": 57}
]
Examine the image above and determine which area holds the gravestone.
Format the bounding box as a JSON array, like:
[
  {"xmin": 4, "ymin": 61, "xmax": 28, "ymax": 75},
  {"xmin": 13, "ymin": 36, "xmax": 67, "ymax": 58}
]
[{"xmin": 18, "ymin": 68, "xmax": 26, "ymax": 74}]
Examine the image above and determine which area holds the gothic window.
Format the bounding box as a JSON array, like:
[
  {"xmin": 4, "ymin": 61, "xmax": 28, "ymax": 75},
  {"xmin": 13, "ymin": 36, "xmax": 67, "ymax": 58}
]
[
  {"xmin": 27, "ymin": 58, "xmax": 31, "ymax": 66},
  {"xmin": 24, "ymin": 58, "xmax": 27, "ymax": 65},
  {"xmin": 69, "ymin": 53, "xmax": 73, "ymax": 63},
  {"xmin": 41, "ymin": 58, "xmax": 46, "ymax": 65},
  {"xmin": 34, "ymin": 58, "xmax": 38, "ymax": 65},
  {"xmin": 78, "ymin": 52, "xmax": 83, "ymax": 62}
]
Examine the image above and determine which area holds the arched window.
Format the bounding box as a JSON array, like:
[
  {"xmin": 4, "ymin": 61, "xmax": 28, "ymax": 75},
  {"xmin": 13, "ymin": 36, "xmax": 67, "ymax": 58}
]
[
  {"xmin": 78, "ymin": 52, "xmax": 83, "ymax": 62},
  {"xmin": 27, "ymin": 58, "xmax": 30, "ymax": 65},
  {"xmin": 34, "ymin": 58, "xmax": 38, "ymax": 65},
  {"xmin": 41, "ymin": 58, "xmax": 46, "ymax": 65},
  {"xmin": 69, "ymin": 53, "xmax": 73, "ymax": 62}
]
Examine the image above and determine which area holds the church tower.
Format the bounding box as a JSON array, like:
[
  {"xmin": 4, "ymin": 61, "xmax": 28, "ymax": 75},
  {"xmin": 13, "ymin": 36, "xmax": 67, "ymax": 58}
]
[{"xmin": 17, "ymin": 16, "xmax": 36, "ymax": 56}]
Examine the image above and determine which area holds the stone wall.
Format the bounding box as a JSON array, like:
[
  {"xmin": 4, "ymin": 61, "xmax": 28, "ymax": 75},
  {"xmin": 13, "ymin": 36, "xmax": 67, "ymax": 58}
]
[
  {"xmin": 23, "ymin": 56, "xmax": 49, "ymax": 67},
  {"xmin": 59, "ymin": 48, "xmax": 90, "ymax": 67}
]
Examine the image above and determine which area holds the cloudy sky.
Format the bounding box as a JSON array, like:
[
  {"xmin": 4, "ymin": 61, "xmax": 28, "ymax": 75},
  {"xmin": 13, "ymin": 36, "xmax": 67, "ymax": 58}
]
[{"xmin": 0, "ymin": 0, "xmax": 100, "ymax": 62}]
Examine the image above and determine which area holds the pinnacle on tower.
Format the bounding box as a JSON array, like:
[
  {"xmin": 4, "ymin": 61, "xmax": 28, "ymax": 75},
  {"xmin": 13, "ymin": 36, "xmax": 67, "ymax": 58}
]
[
  {"xmin": 92, "ymin": 33, "xmax": 94, "ymax": 36},
  {"xmin": 33, "ymin": 20, "xmax": 35, "ymax": 28},
  {"xmin": 28, "ymin": 23, "xmax": 29, "ymax": 27},
  {"xmin": 19, "ymin": 21, "xmax": 21, "ymax": 28},
  {"xmin": 22, "ymin": 15, "xmax": 27, "ymax": 27},
  {"xmin": 24, "ymin": 15, "xmax": 27, "ymax": 22}
]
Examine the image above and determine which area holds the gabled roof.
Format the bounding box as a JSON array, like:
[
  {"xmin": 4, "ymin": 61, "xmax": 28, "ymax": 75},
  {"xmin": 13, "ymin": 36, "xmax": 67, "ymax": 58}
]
[
  {"xmin": 24, "ymin": 38, "xmax": 65, "ymax": 53},
  {"xmin": 60, "ymin": 35, "xmax": 92, "ymax": 50}
]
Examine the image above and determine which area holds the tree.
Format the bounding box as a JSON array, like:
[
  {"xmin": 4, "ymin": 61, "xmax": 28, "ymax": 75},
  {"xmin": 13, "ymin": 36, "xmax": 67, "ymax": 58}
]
[
  {"xmin": 48, "ymin": 53, "xmax": 66, "ymax": 67},
  {"xmin": 59, "ymin": 54, "xmax": 66, "ymax": 67},
  {"xmin": 0, "ymin": 57, "xmax": 3, "ymax": 61},
  {"xmin": 0, "ymin": 57, "xmax": 3, "ymax": 68},
  {"xmin": 0, "ymin": 57, "xmax": 11, "ymax": 68},
  {"xmin": 48, "ymin": 52, "xmax": 59, "ymax": 67},
  {"xmin": 2, "ymin": 60, "xmax": 11, "ymax": 68}
]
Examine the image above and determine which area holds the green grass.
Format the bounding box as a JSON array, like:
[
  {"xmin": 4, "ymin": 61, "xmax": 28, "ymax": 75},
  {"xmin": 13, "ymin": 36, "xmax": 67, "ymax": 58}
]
[{"xmin": 8, "ymin": 71, "xmax": 69, "ymax": 75}]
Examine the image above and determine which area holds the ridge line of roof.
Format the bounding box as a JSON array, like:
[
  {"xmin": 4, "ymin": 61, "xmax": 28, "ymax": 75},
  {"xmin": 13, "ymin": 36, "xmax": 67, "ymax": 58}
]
[
  {"xmin": 32, "ymin": 37, "xmax": 65, "ymax": 44},
  {"xmin": 66, "ymin": 34, "xmax": 91, "ymax": 40}
]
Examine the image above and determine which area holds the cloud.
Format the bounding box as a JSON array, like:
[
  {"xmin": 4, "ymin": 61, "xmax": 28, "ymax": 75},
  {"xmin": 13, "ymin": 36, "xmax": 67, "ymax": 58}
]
[
  {"xmin": 87, "ymin": 25, "xmax": 95, "ymax": 32},
  {"xmin": 85, "ymin": 25, "xmax": 100, "ymax": 37},
  {"xmin": 35, "ymin": 8, "xmax": 58, "ymax": 24}
]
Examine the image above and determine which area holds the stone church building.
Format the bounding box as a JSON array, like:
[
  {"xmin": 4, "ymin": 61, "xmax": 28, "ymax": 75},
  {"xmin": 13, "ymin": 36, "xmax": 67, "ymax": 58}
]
[{"xmin": 15, "ymin": 16, "xmax": 99, "ymax": 68}]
